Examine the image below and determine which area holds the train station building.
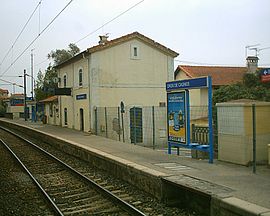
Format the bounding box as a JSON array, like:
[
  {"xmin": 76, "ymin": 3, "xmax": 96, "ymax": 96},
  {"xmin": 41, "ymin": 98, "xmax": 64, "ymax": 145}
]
[{"xmin": 54, "ymin": 32, "xmax": 178, "ymax": 132}]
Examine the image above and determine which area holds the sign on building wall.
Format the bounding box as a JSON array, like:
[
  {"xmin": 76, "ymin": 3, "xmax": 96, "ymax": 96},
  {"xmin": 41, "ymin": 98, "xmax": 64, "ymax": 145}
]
[
  {"xmin": 76, "ymin": 94, "xmax": 87, "ymax": 100},
  {"xmin": 167, "ymin": 91, "xmax": 186, "ymax": 144},
  {"xmin": 260, "ymin": 68, "xmax": 270, "ymax": 83}
]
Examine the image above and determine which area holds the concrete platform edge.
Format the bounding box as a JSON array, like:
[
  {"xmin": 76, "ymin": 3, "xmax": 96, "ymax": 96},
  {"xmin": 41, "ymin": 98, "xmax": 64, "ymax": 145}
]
[{"xmin": 1, "ymin": 119, "xmax": 269, "ymax": 216}]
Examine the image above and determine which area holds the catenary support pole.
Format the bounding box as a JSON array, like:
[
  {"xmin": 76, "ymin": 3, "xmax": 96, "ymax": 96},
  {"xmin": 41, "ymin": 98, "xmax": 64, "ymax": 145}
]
[{"xmin": 24, "ymin": 69, "xmax": 27, "ymax": 121}]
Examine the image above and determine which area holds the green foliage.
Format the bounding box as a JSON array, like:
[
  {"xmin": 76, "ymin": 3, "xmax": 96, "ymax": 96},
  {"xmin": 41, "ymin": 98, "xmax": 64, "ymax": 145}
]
[
  {"xmin": 34, "ymin": 65, "xmax": 58, "ymax": 101},
  {"xmin": 0, "ymin": 100, "xmax": 6, "ymax": 116},
  {"xmin": 213, "ymin": 72, "xmax": 270, "ymax": 105},
  {"xmin": 48, "ymin": 43, "xmax": 80, "ymax": 66},
  {"xmin": 35, "ymin": 43, "xmax": 80, "ymax": 101}
]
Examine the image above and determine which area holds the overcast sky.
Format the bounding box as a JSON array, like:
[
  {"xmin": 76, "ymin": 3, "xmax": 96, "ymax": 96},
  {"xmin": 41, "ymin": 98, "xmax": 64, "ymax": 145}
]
[{"xmin": 0, "ymin": 0, "xmax": 270, "ymax": 94}]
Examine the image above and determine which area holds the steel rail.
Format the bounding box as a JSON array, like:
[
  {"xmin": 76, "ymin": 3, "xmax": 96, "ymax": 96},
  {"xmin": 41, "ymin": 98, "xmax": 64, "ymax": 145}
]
[
  {"xmin": 0, "ymin": 138, "xmax": 64, "ymax": 216},
  {"xmin": 0, "ymin": 126, "xmax": 146, "ymax": 216}
]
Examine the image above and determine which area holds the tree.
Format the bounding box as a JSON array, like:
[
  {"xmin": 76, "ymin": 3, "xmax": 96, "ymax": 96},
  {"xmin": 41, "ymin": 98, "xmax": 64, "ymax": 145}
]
[
  {"xmin": 35, "ymin": 43, "xmax": 80, "ymax": 101},
  {"xmin": 48, "ymin": 43, "xmax": 80, "ymax": 66},
  {"xmin": 213, "ymin": 71, "xmax": 270, "ymax": 105},
  {"xmin": 35, "ymin": 65, "xmax": 57, "ymax": 101}
]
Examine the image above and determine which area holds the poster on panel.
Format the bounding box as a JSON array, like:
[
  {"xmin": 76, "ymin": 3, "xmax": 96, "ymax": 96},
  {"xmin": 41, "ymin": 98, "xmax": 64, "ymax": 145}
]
[{"xmin": 167, "ymin": 91, "xmax": 186, "ymax": 144}]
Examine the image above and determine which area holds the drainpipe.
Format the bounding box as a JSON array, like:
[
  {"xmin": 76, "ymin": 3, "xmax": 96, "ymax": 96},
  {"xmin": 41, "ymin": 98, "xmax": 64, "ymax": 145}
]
[{"xmin": 88, "ymin": 54, "xmax": 92, "ymax": 131}]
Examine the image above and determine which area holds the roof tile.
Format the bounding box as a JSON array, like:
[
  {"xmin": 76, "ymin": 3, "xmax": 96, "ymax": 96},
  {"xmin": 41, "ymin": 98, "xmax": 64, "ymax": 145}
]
[{"xmin": 176, "ymin": 65, "xmax": 248, "ymax": 86}]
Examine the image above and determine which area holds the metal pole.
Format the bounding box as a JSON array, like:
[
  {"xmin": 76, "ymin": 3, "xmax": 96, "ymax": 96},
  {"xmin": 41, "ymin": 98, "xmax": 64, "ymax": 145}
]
[
  {"xmin": 31, "ymin": 49, "xmax": 34, "ymax": 100},
  {"xmin": 95, "ymin": 107, "xmax": 98, "ymax": 135},
  {"xmin": 24, "ymin": 69, "xmax": 27, "ymax": 121},
  {"xmin": 152, "ymin": 106, "xmax": 155, "ymax": 150},
  {"xmin": 117, "ymin": 107, "xmax": 121, "ymax": 141},
  {"xmin": 208, "ymin": 76, "xmax": 213, "ymax": 164},
  {"xmin": 252, "ymin": 104, "xmax": 256, "ymax": 174},
  {"xmin": 133, "ymin": 107, "xmax": 136, "ymax": 145},
  {"xmin": 121, "ymin": 112, "xmax": 125, "ymax": 142},
  {"xmin": 105, "ymin": 107, "xmax": 108, "ymax": 138}
]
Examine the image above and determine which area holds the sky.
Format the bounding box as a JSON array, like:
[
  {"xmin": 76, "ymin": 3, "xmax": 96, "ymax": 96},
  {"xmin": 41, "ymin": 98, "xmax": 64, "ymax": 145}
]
[{"xmin": 0, "ymin": 0, "xmax": 270, "ymax": 95}]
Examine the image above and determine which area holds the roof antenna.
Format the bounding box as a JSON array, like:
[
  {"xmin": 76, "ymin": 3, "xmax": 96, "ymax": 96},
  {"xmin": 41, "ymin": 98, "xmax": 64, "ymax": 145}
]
[{"xmin": 245, "ymin": 44, "xmax": 260, "ymax": 57}]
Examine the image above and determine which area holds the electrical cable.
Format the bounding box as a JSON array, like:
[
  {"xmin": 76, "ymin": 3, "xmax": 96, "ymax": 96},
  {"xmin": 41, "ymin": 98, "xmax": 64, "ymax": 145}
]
[
  {"xmin": 0, "ymin": 78, "xmax": 23, "ymax": 88},
  {"xmin": 31, "ymin": 0, "xmax": 144, "ymax": 69},
  {"xmin": 0, "ymin": 0, "xmax": 74, "ymax": 78},
  {"xmin": 74, "ymin": 0, "xmax": 144, "ymax": 44},
  {"xmin": 0, "ymin": 1, "xmax": 42, "ymax": 67}
]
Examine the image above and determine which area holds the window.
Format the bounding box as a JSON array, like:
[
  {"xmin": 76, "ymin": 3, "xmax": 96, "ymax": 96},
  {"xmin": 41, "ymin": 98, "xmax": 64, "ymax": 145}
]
[
  {"xmin": 79, "ymin": 69, "xmax": 83, "ymax": 87},
  {"xmin": 130, "ymin": 44, "xmax": 140, "ymax": 59},
  {"xmin": 63, "ymin": 75, "xmax": 67, "ymax": 88},
  {"xmin": 64, "ymin": 108, "xmax": 68, "ymax": 125},
  {"xmin": 133, "ymin": 47, "xmax": 138, "ymax": 57}
]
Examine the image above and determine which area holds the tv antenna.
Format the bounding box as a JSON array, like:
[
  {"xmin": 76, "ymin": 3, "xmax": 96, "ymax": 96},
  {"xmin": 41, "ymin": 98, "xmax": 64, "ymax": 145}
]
[
  {"xmin": 249, "ymin": 46, "xmax": 270, "ymax": 57},
  {"xmin": 245, "ymin": 44, "xmax": 260, "ymax": 57}
]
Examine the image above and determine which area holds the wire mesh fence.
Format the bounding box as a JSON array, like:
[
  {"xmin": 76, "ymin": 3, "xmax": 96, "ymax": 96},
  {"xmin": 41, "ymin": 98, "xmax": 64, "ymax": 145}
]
[
  {"xmin": 95, "ymin": 105, "xmax": 213, "ymax": 152},
  {"xmin": 94, "ymin": 103, "xmax": 270, "ymax": 164},
  {"xmin": 95, "ymin": 106, "xmax": 168, "ymax": 149},
  {"xmin": 216, "ymin": 102, "xmax": 270, "ymax": 166}
]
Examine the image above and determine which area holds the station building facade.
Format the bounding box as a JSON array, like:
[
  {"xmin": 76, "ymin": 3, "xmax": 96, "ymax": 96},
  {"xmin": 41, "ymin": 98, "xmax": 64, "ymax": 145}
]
[{"xmin": 55, "ymin": 32, "xmax": 178, "ymax": 132}]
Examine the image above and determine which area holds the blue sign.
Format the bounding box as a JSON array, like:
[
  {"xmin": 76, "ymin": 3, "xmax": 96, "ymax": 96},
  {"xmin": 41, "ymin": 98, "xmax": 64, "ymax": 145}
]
[
  {"xmin": 260, "ymin": 68, "xmax": 270, "ymax": 75},
  {"xmin": 166, "ymin": 77, "xmax": 208, "ymax": 91},
  {"xmin": 167, "ymin": 92, "xmax": 186, "ymax": 144},
  {"xmin": 76, "ymin": 94, "xmax": 87, "ymax": 100}
]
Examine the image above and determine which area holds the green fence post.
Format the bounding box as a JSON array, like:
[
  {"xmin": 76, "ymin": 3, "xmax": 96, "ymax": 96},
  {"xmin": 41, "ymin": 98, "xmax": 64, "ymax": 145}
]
[
  {"xmin": 152, "ymin": 106, "xmax": 155, "ymax": 150},
  {"xmin": 105, "ymin": 107, "xmax": 108, "ymax": 138},
  {"xmin": 117, "ymin": 107, "xmax": 121, "ymax": 141},
  {"xmin": 95, "ymin": 107, "xmax": 98, "ymax": 135}
]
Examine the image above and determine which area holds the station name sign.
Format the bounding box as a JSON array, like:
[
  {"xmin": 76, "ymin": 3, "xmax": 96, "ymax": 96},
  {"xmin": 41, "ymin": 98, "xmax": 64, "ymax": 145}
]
[
  {"xmin": 76, "ymin": 94, "xmax": 87, "ymax": 100},
  {"xmin": 166, "ymin": 77, "xmax": 208, "ymax": 91}
]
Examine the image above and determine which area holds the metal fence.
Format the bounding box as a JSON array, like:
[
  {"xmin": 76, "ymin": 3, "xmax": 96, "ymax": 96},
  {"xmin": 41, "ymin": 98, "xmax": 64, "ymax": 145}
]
[
  {"xmin": 216, "ymin": 102, "xmax": 270, "ymax": 169},
  {"xmin": 93, "ymin": 103, "xmax": 270, "ymax": 166},
  {"xmin": 94, "ymin": 105, "xmax": 211, "ymax": 151}
]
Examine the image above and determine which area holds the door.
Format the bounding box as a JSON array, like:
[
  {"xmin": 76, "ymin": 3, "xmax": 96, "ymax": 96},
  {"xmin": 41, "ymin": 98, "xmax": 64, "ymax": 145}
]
[
  {"xmin": 130, "ymin": 107, "xmax": 143, "ymax": 144},
  {"xmin": 80, "ymin": 108, "xmax": 84, "ymax": 131}
]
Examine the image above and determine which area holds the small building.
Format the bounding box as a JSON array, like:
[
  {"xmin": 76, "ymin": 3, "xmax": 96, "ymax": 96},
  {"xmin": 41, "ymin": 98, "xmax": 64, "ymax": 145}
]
[
  {"xmin": 0, "ymin": 88, "xmax": 9, "ymax": 98},
  {"xmin": 217, "ymin": 99, "xmax": 270, "ymax": 165},
  {"xmin": 55, "ymin": 32, "xmax": 178, "ymax": 132},
  {"xmin": 6, "ymin": 94, "xmax": 25, "ymax": 119},
  {"xmin": 39, "ymin": 96, "xmax": 60, "ymax": 125},
  {"xmin": 174, "ymin": 56, "xmax": 259, "ymax": 106}
]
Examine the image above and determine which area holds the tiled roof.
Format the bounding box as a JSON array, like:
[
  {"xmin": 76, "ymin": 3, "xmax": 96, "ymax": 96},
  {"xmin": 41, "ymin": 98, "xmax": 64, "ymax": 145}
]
[
  {"xmin": 0, "ymin": 88, "xmax": 8, "ymax": 93},
  {"xmin": 175, "ymin": 65, "xmax": 248, "ymax": 86},
  {"xmin": 55, "ymin": 32, "xmax": 178, "ymax": 69},
  {"xmin": 87, "ymin": 32, "xmax": 179, "ymax": 57},
  {"xmin": 39, "ymin": 96, "xmax": 58, "ymax": 103}
]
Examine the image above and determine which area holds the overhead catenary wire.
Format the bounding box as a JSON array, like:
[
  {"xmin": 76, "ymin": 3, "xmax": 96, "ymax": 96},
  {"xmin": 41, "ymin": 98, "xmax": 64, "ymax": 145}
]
[
  {"xmin": 0, "ymin": 0, "xmax": 42, "ymax": 67},
  {"xmin": 0, "ymin": 0, "xmax": 74, "ymax": 78},
  {"xmin": 74, "ymin": 0, "xmax": 144, "ymax": 44},
  {"xmin": 33, "ymin": 0, "xmax": 144, "ymax": 69},
  {"xmin": 0, "ymin": 78, "xmax": 23, "ymax": 88},
  {"xmin": 174, "ymin": 59, "xmax": 245, "ymax": 67}
]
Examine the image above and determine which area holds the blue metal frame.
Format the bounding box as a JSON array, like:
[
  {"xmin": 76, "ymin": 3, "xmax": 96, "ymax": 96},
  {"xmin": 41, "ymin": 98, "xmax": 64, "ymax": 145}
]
[{"xmin": 167, "ymin": 76, "xmax": 214, "ymax": 164}]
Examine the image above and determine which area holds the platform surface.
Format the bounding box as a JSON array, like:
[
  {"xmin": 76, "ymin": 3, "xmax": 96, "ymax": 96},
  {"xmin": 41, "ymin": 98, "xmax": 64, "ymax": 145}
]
[{"xmin": 1, "ymin": 118, "xmax": 270, "ymax": 210}]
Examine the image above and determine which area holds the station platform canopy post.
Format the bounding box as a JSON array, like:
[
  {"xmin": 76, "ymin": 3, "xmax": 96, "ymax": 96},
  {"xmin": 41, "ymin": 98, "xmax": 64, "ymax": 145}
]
[{"xmin": 166, "ymin": 76, "xmax": 213, "ymax": 163}]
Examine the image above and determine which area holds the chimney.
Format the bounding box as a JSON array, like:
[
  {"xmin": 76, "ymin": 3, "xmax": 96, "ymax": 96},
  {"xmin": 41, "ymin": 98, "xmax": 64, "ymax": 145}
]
[
  {"xmin": 246, "ymin": 56, "xmax": 259, "ymax": 74},
  {"xmin": 99, "ymin": 35, "xmax": 109, "ymax": 45}
]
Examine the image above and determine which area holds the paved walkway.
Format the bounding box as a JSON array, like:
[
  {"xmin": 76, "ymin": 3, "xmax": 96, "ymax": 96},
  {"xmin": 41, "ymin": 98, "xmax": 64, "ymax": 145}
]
[{"xmin": 1, "ymin": 118, "xmax": 270, "ymax": 210}]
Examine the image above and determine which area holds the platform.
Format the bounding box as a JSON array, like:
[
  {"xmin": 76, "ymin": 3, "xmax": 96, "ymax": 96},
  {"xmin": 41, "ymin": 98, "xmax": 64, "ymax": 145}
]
[{"xmin": 0, "ymin": 118, "xmax": 269, "ymax": 216}]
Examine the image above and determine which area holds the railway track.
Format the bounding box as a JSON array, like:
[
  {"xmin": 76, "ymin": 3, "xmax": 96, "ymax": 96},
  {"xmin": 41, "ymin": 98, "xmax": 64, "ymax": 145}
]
[{"xmin": 0, "ymin": 126, "xmax": 146, "ymax": 216}]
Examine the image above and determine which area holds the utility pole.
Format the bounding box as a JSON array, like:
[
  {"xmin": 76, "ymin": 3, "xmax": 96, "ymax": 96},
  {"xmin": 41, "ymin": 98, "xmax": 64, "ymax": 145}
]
[
  {"xmin": 31, "ymin": 49, "xmax": 34, "ymax": 100},
  {"xmin": 24, "ymin": 69, "xmax": 27, "ymax": 121}
]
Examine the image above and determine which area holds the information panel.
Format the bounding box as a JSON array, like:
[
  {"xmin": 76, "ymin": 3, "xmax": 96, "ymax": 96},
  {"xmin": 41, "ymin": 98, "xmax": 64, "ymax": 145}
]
[{"xmin": 167, "ymin": 91, "xmax": 186, "ymax": 144}]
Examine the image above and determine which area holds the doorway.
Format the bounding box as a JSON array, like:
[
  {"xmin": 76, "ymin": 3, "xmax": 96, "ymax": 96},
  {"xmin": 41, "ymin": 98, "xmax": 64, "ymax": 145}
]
[
  {"xmin": 80, "ymin": 108, "xmax": 84, "ymax": 131},
  {"xmin": 129, "ymin": 107, "xmax": 143, "ymax": 144}
]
